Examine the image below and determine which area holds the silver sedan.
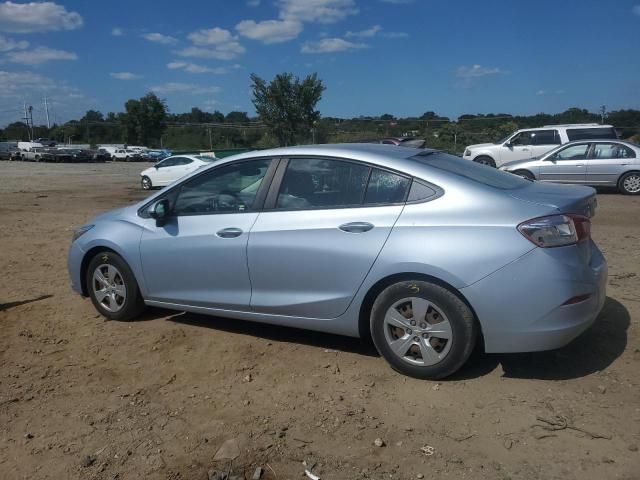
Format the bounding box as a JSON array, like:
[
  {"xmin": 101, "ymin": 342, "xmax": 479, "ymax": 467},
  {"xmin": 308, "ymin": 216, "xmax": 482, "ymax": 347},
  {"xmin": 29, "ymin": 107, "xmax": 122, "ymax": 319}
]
[
  {"xmin": 500, "ymin": 140, "xmax": 640, "ymax": 194},
  {"xmin": 68, "ymin": 144, "xmax": 607, "ymax": 379}
]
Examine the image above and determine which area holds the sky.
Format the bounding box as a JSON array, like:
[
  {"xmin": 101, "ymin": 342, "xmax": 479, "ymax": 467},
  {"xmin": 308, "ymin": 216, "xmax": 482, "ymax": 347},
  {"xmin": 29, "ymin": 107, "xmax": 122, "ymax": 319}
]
[{"xmin": 0, "ymin": 0, "xmax": 639, "ymax": 126}]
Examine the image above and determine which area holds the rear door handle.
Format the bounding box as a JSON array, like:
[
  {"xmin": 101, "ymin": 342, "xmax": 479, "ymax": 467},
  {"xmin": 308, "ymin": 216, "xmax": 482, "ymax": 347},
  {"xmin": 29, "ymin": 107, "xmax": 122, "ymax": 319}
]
[
  {"xmin": 216, "ymin": 227, "xmax": 243, "ymax": 238},
  {"xmin": 339, "ymin": 222, "xmax": 374, "ymax": 233}
]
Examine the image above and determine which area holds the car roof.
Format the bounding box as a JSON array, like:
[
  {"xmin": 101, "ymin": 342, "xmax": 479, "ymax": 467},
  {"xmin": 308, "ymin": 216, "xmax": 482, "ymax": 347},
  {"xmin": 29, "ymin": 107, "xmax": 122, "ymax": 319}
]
[
  {"xmin": 520, "ymin": 124, "xmax": 614, "ymax": 131},
  {"xmin": 227, "ymin": 143, "xmax": 433, "ymax": 166},
  {"xmin": 555, "ymin": 139, "xmax": 638, "ymax": 148}
]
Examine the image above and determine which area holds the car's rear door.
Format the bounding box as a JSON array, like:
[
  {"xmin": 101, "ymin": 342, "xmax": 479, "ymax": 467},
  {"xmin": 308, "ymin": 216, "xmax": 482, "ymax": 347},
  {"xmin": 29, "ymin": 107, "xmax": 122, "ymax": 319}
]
[
  {"xmin": 585, "ymin": 142, "xmax": 636, "ymax": 186},
  {"xmin": 139, "ymin": 158, "xmax": 276, "ymax": 309},
  {"xmin": 539, "ymin": 143, "xmax": 590, "ymax": 183},
  {"xmin": 247, "ymin": 157, "xmax": 410, "ymax": 319}
]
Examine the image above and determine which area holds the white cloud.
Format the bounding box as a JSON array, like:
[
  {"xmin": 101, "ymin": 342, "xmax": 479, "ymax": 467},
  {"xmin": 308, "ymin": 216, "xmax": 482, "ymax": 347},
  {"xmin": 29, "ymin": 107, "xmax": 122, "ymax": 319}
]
[
  {"xmin": 142, "ymin": 32, "xmax": 178, "ymax": 45},
  {"xmin": 632, "ymin": 5, "xmax": 640, "ymax": 15},
  {"xmin": 0, "ymin": 1, "xmax": 83, "ymax": 33},
  {"xmin": 167, "ymin": 61, "xmax": 240, "ymax": 74},
  {"xmin": 301, "ymin": 37, "xmax": 366, "ymax": 53},
  {"xmin": 345, "ymin": 24, "xmax": 381, "ymax": 38},
  {"xmin": 536, "ymin": 89, "xmax": 565, "ymax": 96},
  {"xmin": 150, "ymin": 82, "xmax": 221, "ymax": 95},
  {"xmin": 236, "ymin": 19, "xmax": 303, "ymax": 44},
  {"xmin": 456, "ymin": 64, "xmax": 504, "ymax": 79},
  {"xmin": 0, "ymin": 34, "xmax": 28, "ymax": 52},
  {"xmin": 180, "ymin": 28, "xmax": 245, "ymax": 60},
  {"xmin": 110, "ymin": 72, "xmax": 142, "ymax": 80},
  {"xmin": 5, "ymin": 46, "xmax": 77, "ymax": 65},
  {"xmin": 383, "ymin": 31, "xmax": 408, "ymax": 38},
  {"xmin": 278, "ymin": 0, "xmax": 358, "ymax": 24},
  {"xmin": 111, "ymin": 27, "xmax": 124, "ymax": 36}
]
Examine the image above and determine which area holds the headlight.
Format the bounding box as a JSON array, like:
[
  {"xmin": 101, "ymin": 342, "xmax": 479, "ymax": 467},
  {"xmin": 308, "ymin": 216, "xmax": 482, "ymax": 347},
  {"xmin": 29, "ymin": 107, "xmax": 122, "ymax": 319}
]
[{"xmin": 72, "ymin": 224, "xmax": 94, "ymax": 242}]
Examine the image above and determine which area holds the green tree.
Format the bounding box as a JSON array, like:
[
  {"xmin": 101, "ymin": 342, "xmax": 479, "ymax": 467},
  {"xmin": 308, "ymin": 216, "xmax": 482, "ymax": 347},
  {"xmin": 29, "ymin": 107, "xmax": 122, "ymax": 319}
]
[
  {"xmin": 123, "ymin": 92, "xmax": 168, "ymax": 146},
  {"xmin": 225, "ymin": 111, "xmax": 250, "ymax": 123},
  {"xmin": 250, "ymin": 72, "xmax": 325, "ymax": 146}
]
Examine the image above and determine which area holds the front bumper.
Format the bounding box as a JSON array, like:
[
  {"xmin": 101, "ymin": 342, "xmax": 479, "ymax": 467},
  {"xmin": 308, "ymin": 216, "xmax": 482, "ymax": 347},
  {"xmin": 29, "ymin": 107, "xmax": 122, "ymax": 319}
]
[
  {"xmin": 461, "ymin": 241, "xmax": 607, "ymax": 353},
  {"xmin": 67, "ymin": 240, "xmax": 86, "ymax": 296}
]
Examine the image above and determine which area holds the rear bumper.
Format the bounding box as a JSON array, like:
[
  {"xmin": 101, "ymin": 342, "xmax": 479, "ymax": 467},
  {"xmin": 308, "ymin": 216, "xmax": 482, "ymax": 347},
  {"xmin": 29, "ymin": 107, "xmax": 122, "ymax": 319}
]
[{"xmin": 461, "ymin": 240, "xmax": 607, "ymax": 353}]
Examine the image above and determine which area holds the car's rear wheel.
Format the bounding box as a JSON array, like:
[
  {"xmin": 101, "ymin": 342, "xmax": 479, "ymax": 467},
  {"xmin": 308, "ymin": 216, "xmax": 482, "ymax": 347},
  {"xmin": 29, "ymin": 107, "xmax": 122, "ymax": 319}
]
[
  {"xmin": 619, "ymin": 172, "xmax": 640, "ymax": 195},
  {"xmin": 513, "ymin": 169, "xmax": 534, "ymax": 180},
  {"xmin": 474, "ymin": 156, "xmax": 496, "ymax": 167},
  {"xmin": 141, "ymin": 176, "xmax": 152, "ymax": 190},
  {"xmin": 86, "ymin": 251, "xmax": 146, "ymax": 321},
  {"xmin": 370, "ymin": 280, "xmax": 477, "ymax": 379}
]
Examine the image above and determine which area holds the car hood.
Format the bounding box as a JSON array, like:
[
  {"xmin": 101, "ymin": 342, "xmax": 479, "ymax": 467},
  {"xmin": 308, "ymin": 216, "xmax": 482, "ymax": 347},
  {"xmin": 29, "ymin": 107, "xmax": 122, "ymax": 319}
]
[
  {"xmin": 501, "ymin": 158, "xmax": 538, "ymax": 169},
  {"xmin": 89, "ymin": 206, "xmax": 131, "ymax": 224},
  {"xmin": 510, "ymin": 182, "xmax": 597, "ymax": 217},
  {"xmin": 140, "ymin": 166, "xmax": 155, "ymax": 176},
  {"xmin": 466, "ymin": 143, "xmax": 495, "ymax": 150}
]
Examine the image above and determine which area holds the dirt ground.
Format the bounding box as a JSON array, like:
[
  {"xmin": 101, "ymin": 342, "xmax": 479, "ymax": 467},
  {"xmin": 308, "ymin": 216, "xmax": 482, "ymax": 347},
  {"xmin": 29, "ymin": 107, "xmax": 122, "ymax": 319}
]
[{"xmin": 0, "ymin": 160, "xmax": 638, "ymax": 480}]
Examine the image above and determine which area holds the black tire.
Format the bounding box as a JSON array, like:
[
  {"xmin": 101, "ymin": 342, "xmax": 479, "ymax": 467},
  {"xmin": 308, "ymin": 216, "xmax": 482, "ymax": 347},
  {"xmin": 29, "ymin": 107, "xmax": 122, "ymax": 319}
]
[
  {"xmin": 370, "ymin": 280, "xmax": 477, "ymax": 380},
  {"xmin": 474, "ymin": 156, "xmax": 496, "ymax": 168},
  {"xmin": 141, "ymin": 176, "xmax": 152, "ymax": 190},
  {"xmin": 513, "ymin": 169, "xmax": 535, "ymax": 180},
  {"xmin": 618, "ymin": 171, "xmax": 640, "ymax": 195},
  {"xmin": 86, "ymin": 251, "xmax": 146, "ymax": 321}
]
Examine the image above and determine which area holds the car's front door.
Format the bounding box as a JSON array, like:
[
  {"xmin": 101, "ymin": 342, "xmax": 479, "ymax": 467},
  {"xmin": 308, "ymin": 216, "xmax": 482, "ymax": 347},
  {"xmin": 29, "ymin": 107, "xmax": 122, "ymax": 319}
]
[
  {"xmin": 139, "ymin": 158, "xmax": 275, "ymax": 309},
  {"xmin": 247, "ymin": 158, "xmax": 410, "ymax": 319},
  {"xmin": 585, "ymin": 142, "xmax": 636, "ymax": 186},
  {"xmin": 500, "ymin": 131, "xmax": 534, "ymax": 163},
  {"xmin": 538, "ymin": 143, "xmax": 590, "ymax": 183}
]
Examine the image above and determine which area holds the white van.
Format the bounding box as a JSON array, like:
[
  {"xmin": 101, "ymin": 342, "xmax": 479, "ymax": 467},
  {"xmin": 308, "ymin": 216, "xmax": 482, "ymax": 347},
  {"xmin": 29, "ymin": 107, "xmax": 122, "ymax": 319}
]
[{"xmin": 463, "ymin": 124, "xmax": 618, "ymax": 167}]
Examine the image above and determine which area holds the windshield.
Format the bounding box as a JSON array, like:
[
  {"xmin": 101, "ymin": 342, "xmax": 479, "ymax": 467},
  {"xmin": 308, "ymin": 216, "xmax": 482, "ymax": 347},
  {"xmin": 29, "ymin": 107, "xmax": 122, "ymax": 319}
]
[
  {"xmin": 411, "ymin": 152, "xmax": 528, "ymax": 189},
  {"xmin": 495, "ymin": 134, "xmax": 511, "ymax": 145}
]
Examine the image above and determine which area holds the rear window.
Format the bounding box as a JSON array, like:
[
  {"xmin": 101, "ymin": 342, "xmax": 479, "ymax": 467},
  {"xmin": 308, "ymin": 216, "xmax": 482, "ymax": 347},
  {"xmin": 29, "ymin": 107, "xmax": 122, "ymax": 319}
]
[
  {"xmin": 196, "ymin": 155, "xmax": 217, "ymax": 162},
  {"xmin": 567, "ymin": 127, "xmax": 617, "ymax": 141},
  {"xmin": 411, "ymin": 152, "xmax": 529, "ymax": 189}
]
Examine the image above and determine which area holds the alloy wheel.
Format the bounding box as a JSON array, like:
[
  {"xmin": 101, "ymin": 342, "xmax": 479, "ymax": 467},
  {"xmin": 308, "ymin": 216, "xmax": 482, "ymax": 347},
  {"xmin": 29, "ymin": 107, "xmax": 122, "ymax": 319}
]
[
  {"xmin": 623, "ymin": 174, "xmax": 640, "ymax": 193},
  {"xmin": 383, "ymin": 297, "xmax": 453, "ymax": 366},
  {"xmin": 92, "ymin": 264, "xmax": 127, "ymax": 313}
]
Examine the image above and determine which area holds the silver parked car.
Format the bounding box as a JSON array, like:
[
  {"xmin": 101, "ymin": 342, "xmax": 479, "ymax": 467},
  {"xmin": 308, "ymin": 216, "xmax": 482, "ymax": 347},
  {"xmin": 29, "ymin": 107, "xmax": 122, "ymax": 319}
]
[
  {"xmin": 68, "ymin": 144, "xmax": 607, "ymax": 379},
  {"xmin": 500, "ymin": 140, "xmax": 640, "ymax": 194}
]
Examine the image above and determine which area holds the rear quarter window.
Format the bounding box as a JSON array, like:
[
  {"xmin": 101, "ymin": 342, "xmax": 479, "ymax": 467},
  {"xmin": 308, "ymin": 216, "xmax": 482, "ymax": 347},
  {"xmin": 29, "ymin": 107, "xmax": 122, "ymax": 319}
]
[{"xmin": 566, "ymin": 127, "xmax": 617, "ymax": 141}]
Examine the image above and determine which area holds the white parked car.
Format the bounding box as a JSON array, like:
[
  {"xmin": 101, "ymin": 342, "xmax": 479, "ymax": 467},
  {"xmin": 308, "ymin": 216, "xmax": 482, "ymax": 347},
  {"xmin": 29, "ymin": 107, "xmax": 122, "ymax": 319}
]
[
  {"xmin": 140, "ymin": 155, "xmax": 218, "ymax": 190},
  {"xmin": 463, "ymin": 124, "xmax": 618, "ymax": 167}
]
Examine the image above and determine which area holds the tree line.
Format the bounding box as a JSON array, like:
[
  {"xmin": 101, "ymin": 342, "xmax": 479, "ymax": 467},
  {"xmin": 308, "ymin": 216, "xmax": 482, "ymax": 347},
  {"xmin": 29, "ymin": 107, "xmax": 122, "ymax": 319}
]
[{"xmin": 1, "ymin": 72, "xmax": 639, "ymax": 154}]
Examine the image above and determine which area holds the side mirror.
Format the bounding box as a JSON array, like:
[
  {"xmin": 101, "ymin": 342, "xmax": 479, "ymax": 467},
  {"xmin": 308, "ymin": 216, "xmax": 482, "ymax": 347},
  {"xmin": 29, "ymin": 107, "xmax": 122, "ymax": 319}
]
[
  {"xmin": 504, "ymin": 142, "xmax": 513, "ymax": 148},
  {"xmin": 149, "ymin": 199, "xmax": 170, "ymax": 226},
  {"xmin": 154, "ymin": 164, "xmax": 159, "ymax": 169}
]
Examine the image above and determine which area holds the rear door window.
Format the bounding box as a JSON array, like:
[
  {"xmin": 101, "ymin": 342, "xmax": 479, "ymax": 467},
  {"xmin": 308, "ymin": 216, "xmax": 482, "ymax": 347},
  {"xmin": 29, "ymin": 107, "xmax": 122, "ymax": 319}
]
[
  {"xmin": 364, "ymin": 169, "xmax": 411, "ymax": 205},
  {"xmin": 276, "ymin": 158, "xmax": 370, "ymax": 210},
  {"xmin": 532, "ymin": 130, "xmax": 561, "ymax": 145},
  {"xmin": 591, "ymin": 143, "xmax": 636, "ymax": 159}
]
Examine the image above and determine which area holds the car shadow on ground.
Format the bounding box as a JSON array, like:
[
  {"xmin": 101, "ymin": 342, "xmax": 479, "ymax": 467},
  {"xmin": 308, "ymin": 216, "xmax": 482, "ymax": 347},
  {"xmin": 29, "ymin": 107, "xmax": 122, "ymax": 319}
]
[
  {"xmin": 0, "ymin": 294, "xmax": 53, "ymax": 312},
  {"xmin": 453, "ymin": 296, "xmax": 630, "ymax": 381},
  {"xmin": 142, "ymin": 296, "xmax": 629, "ymax": 380},
  {"xmin": 162, "ymin": 309, "xmax": 379, "ymax": 357}
]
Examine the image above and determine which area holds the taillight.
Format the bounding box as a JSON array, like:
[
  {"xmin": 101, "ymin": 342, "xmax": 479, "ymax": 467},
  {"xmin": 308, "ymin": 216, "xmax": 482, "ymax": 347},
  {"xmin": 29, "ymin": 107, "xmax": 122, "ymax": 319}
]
[{"xmin": 518, "ymin": 214, "xmax": 590, "ymax": 248}]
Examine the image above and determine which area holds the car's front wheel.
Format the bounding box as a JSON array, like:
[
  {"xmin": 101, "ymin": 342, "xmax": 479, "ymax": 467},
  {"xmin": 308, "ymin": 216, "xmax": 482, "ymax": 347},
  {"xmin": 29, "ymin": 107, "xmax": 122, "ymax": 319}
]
[
  {"xmin": 473, "ymin": 156, "xmax": 496, "ymax": 167},
  {"xmin": 619, "ymin": 172, "xmax": 640, "ymax": 195},
  {"xmin": 86, "ymin": 251, "xmax": 146, "ymax": 321},
  {"xmin": 370, "ymin": 280, "xmax": 477, "ymax": 379},
  {"xmin": 141, "ymin": 176, "xmax": 152, "ymax": 190}
]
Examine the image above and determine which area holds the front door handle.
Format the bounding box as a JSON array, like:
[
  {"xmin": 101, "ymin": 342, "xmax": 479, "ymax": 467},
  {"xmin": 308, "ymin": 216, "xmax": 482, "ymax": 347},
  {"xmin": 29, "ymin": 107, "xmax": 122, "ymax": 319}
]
[
  {"xmin": 339, "ymin": 222, "xmax": 374, "ymax": 233},
  {"xmin": 216, "ymin": 227, "xmax": 243, "ymax": 238}
]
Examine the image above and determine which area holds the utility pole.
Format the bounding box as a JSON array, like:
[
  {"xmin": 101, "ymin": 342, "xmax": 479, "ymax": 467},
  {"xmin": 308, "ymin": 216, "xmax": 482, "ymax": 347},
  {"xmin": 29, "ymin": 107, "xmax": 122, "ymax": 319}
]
[
  {"xmin": 23, "ymin": 102, "xmax": 31, "ymax": 141},
  {"xmin": 600, "ymin": 105, "xmax": 606, "ymax": 124},
  {"xmin": 28, "ymin": 106, "xmax": 34, "ymax": 141},
  {"xmin": 43, "ymin": 96, "xmax": 51, "ymax": 129},
  {"xmin": 207, "ymin": 127, "xmax": 212, "ymax": 150}
]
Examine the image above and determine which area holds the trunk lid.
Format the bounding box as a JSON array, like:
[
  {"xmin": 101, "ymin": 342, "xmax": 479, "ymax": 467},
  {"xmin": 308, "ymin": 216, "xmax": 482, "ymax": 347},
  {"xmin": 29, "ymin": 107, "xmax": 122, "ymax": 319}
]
[{"xmin": 510, "ymin": 181, "xmax": 597, "ymax": 218}]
